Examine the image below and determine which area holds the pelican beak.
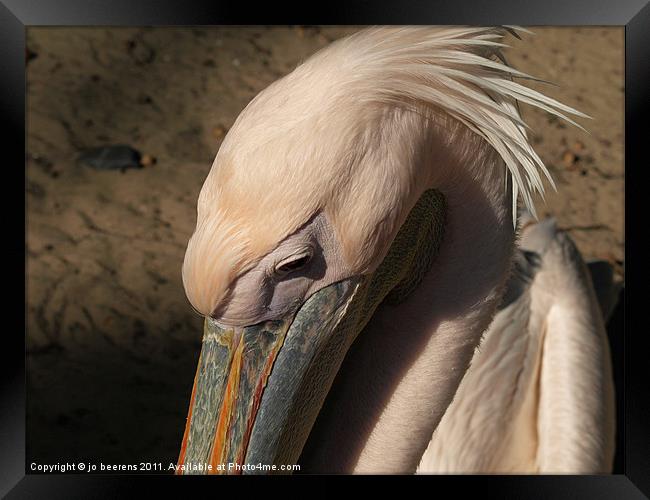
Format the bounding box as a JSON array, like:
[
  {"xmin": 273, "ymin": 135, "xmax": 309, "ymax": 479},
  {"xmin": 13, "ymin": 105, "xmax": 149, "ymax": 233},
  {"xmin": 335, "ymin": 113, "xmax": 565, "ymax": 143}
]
[
  {"xmin": 176, "ymin": 277, "xmax": 362, "ymax": 475},
  {"xmin": 176, "ymin": 189, "xmax": 446, "ymax": 475}
]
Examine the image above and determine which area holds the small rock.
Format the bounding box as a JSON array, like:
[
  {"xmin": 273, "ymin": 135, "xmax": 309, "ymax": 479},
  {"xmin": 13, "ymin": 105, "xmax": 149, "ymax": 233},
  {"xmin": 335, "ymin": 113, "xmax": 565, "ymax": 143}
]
[
  {"xmin": 232, "ymin": 58, "xmax": 241, "ymax": 67},
  {"xmin": 126, "ymin": 37, "xmax": 155, "ymax": 65},
  {"xmin": 78, "ymin": 145, "xmax": 142, "ymax": 171},
  {"xmin": 212, "ymin": 125, "xmax": 228, "ymax": 141},
  {"xmin": 562, "ymin": 150, "xmax": 578, "ymax": 169},
  {"xmin": 140, "ymin": 154, "xmax": 157, "ymax": 167}
]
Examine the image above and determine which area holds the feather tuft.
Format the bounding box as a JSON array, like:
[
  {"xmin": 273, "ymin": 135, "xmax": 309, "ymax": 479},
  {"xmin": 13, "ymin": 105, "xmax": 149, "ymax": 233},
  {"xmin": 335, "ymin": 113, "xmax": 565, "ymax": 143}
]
[{"xmin": 337, "ymin": 26, "xmax": 587, "ymax": 226}]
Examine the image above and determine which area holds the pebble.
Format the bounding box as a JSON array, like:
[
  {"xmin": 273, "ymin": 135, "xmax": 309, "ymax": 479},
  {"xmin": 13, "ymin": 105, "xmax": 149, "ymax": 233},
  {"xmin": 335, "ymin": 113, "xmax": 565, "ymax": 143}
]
[
  {"xmin": 140, "ymin": 154, "xmax": 157, "ymax": 167},
  {"xmin": 78, "ymin": 145, "xmax": 143, "ymax": 171},
  {"xmin": 212, "ymin": 125, "xmax": 228, "ymax": 141},
  {"xmin": 126, "ymin": 37, "xmax": 155, "ymax": 65},
  {"xmin": 562, "ymin": 150, "xmax": 578, "ymax": 169}
]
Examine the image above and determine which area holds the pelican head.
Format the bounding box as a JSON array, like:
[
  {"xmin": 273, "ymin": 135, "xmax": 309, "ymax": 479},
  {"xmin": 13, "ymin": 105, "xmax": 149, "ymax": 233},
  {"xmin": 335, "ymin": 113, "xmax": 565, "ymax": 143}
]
[{"xmin": 176, "ymin": 27, "xmax": 586, "ymax": 474}]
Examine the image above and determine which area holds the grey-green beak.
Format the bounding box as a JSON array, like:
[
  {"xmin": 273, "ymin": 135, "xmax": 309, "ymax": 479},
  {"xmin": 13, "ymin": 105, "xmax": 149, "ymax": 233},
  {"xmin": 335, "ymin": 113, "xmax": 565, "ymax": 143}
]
[{"xmin": 176, "ymin": 277, "xmax": 361, "ymax": 475}]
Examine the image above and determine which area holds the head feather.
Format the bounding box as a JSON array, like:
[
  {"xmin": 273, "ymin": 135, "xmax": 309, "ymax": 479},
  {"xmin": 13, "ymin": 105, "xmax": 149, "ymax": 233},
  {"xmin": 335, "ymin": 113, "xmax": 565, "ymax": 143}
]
[{"xmin": 182, "ymin": 26, "xmax": 586, "ymax": 316}]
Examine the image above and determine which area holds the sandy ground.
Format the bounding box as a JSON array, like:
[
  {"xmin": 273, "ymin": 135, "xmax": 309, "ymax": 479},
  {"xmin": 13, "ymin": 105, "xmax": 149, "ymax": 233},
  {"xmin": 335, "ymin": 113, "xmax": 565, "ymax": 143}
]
[{"xmin": 26, "ymin": 27, "xmax": 624, "ymax": 469}]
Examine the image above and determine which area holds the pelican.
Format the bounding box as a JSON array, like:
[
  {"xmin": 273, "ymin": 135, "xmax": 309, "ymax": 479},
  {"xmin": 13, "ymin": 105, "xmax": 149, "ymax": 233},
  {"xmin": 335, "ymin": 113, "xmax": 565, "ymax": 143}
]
[{"xmin": 176, "ymin": 26, "xmax": 615, "ymax": 474}]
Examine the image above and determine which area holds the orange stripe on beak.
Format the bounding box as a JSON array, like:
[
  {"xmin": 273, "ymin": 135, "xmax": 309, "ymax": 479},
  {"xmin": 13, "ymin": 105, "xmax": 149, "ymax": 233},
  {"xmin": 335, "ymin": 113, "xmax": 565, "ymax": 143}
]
[
  {"xmin": 208, "ymin": 333, "xmax": 245, "ymax": 473},
  {"xmin": 176, "ymin": 350, "xmax": 202, "ymax": 473}
]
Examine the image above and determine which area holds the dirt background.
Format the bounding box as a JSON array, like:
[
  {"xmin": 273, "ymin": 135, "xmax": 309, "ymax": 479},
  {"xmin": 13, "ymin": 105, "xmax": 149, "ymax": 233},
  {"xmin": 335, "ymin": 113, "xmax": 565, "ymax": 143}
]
[{"xmin": 26, "ymin": 27, "xmax": 624, "ymax": 470}]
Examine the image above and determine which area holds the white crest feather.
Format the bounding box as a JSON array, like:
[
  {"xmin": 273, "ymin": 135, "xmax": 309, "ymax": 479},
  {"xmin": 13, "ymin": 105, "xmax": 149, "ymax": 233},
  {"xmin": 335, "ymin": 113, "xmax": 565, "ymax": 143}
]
[{"xmin": 336, "ymin": 26, "xmax": 589, "ymax": 226}]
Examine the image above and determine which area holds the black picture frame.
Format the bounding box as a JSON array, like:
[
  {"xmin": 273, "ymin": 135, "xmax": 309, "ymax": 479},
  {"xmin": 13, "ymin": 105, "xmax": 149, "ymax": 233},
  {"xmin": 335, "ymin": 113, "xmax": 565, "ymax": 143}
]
[{"xmin": 3, "ymin": 0, "xmax": 648, "ymax": 497}]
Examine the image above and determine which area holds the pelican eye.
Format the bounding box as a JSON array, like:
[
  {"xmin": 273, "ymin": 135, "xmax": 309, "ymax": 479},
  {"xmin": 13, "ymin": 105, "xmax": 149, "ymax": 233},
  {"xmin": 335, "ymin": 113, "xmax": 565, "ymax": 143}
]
[{"xmin": 274, "ymin": 251, "xmax": 313, "ymax": 276}]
